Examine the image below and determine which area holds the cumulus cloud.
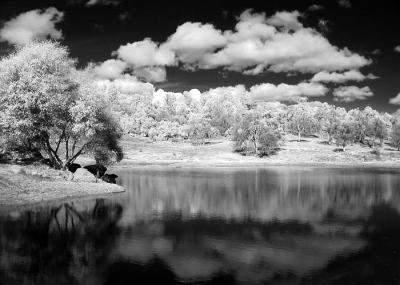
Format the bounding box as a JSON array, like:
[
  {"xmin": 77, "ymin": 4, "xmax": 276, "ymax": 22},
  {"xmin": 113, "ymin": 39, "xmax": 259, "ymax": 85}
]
[
  {"xmin": 132, "ymin": 66, "xmax": 167, "ymax": 83},
  {"xmin": 394, "ymin": 46, "xmax": 400, "ymax": 53},
  {"xmin": 108, "ymin": 9, "xmax": 370, "ymax": 80},
  {"xmin": 266, "ymin": 10, "xmax": 303, "ymax": 31},
  {"xmin": 389, "ymin": 93, "xmax": 400, "ymax": 105},
  {"xmin": 93, "ymin": 59, "xmax": 127, "ymax": 79},
  {"xmin": 114, "ymin": 38, "xmax": 175, "ymax": 68},
  {"xmin": 0, "ymin": 7, "xmax": 64, "ymax": 45},
  {"xmin": 333, "ymin": 86, "xmax": 373, "ymax": 102},
  {"xmin": 95, "ymin": 74, "xmax": 155, "ymax": 95},
  {"xmin": 163, "ymin": 22, "xmax": 227, "ymax": 64},
  {"xmin": 249, "ymin": 82, "xmax": 328, "ymax": 102},
  {"xmin": 308, "ymin": 4, "xmax": 324, "ymax": 11},
  {"xmin": 187, "ymin": 10, "xmax": 370, "ymax": 74},
  {"xmin": 86, "ymin": 0, "xmax": 120, "ymax": 6},
  {"xmin": 338, "ymin": 0, "xmax": 352, "ymax": 8},
  {"xmin": 311, "ymin": 70, "xmax": 378, "ymax": 83}
]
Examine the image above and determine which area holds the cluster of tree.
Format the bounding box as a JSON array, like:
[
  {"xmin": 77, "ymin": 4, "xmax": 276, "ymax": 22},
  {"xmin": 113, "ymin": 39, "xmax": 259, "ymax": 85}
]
[
  {"xmin": 110, "ymin": 85, "xmax": 399, "ymax": 156},
  {"xmin": 1, "ymin": 41, "xmax": 399, "ymax": 163},
  {"xmin": 0, "ymin": 41, "xmax": 123, "ymax": 169}
]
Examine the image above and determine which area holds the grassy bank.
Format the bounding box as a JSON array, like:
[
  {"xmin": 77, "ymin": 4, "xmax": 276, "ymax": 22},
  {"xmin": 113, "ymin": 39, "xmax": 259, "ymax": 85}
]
[
  {"xmin": 114, "ymin": 135, "xmax": 400, "ymax": 169},
  {"xmin": 0, "ymin": 164, "xmax": 124, "ymax": 207}
]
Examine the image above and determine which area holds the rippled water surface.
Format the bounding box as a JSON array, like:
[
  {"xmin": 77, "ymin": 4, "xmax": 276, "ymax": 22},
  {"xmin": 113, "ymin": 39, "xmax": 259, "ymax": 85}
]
[{"xmin": 1, "ymin": 166, "xmax": 400, "ymax": 284}]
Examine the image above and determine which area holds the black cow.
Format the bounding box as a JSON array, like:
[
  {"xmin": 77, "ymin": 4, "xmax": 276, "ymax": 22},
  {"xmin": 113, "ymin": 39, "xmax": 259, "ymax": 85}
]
[
  {"xmin": 84, "ymin": 164, "xmax": 107, "ymax": 178},
  {"xmin": 67, "ymin": 163, "xmax": 81, "ymax": 173},
  {"xmin": 102, "ymin": 174, "xmax": 118, "ymax": 184}
]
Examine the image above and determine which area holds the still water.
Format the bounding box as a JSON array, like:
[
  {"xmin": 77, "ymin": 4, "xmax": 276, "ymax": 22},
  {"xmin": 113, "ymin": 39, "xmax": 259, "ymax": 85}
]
[{"xmin": 1, "ymin": 167, "xmax": 400, "ymax": 285}]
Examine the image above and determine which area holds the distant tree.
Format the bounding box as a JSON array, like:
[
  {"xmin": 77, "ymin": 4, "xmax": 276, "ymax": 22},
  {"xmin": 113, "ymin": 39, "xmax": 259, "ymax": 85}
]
[
  {"xmin": 334, "ymin": 117, "xmax": 354, "ymax": 151},
  {"xmin": 202, "ymin": 87, "xmax": 248, "ymax": 135},
  {"xmin": 315, "ymin": 104, "xmax": 346, "ymax": 144},
  {"xmin": 287, "ymin": 103, "xmax": 319, "ymax": 142},
  {"xmin": 347, "ymin": 108, "xmax": 368, "ymax": 144},
  {"xmin": 390, "ymin": 123, "xmax": 400, "ymax": 151},
  {"xmin": 187, "ymin": 113, "xmax": 220, "ymax": 144},
  {"xmin": 0, "ymin": 41, "xmax": 123, "ymax": 169},
  {"xmin": 148, "ymin": 120, "xmax": 186, "ymax": 141},
  {"xmin": 366, "ymin": 113, "xmax": 391, "ymax": 147},
  {"xmin": 233, "ymin": 111, "xmax": 282, "ymax": 156}
]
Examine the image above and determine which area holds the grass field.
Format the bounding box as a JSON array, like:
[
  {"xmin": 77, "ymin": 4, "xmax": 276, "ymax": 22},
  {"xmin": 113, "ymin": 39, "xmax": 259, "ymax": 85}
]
[{"xmin": 115, "ymin": 134, "xmax": 400, "ymax": 168}]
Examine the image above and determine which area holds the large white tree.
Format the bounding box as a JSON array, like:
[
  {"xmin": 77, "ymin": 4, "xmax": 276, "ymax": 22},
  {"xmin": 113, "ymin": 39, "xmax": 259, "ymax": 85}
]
[{"xmin": 0, "ymin": 41, "xmax": 123, "ymax": 169}]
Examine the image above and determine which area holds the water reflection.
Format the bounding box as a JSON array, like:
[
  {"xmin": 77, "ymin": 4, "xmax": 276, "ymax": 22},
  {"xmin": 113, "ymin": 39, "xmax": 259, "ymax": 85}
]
[
  {"xmin": 0, "ymin": 199, "xmax": 123, "ymax": 285},
  {"xmin": 1, "ymin": 167, "xmax": 400, "ymax": 284}
]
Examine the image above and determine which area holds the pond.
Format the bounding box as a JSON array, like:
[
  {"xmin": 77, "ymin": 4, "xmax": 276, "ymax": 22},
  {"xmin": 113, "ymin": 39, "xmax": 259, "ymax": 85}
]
[{"xmin": 1, "ymin": 166, "xmax": 400, "ymax": 284}]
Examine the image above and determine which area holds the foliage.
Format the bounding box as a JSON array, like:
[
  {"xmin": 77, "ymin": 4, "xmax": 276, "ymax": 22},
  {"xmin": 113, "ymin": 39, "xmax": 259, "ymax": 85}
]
[
  {"xmin": 314, "ymin": 103, "xmax": 346, "ymax": 144},
  {"xmin": 0, "ymin": 41, "xmax": 123, "ymax": 169},
  {"xmin": 287, "ymin": 103, "xmax": 320, "ymax": 142},
  {"xmin": 187, "ymin": 113, "xmax": 220, "ymax": 144},
  {"xmin": 233, "ymin": 110, "xmax": 282, "ymax": 156},
  {"xmin": 333, "ymin": 116, "xmax": 354, "ymax": 151},
  {"xmin": 148, "ymin": 120, "xmax": 187, "ymax": 141},
  {"xmin": 201, "ymin": 87, "xmax": 248, "ymax": 135},
  {"xmin": 390, "ymin": 123, "xmax": 400, "ymax": 151}
]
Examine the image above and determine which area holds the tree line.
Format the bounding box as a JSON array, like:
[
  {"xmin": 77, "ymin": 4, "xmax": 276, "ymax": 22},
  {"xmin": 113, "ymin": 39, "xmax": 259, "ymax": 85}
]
[
  {"xmin": 1, "ymin": 41, "xmax": 399, "ymax": 168},
  {"xmin": 109, "ymin": 80, "xmax": 399, "ymax": 156}
]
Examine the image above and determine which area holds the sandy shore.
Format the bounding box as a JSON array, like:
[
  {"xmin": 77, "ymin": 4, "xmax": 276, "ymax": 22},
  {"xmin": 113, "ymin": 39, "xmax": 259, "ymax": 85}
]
[{"xmin": 0, "ymin": 164, "xmax": 125, "ymax": 207}]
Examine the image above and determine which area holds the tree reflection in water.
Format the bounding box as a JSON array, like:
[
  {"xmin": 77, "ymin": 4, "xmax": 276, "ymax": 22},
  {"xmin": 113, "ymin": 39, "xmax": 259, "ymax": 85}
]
[
  {"xmin": 0, "ymin": 199, "xmax": 123, "ymax": 285},
  {"xmin": 302, "ymin": 204, "xmax": 400, "ymax": 285},
  {"xmin": 2, "ymin": 167, "xmax": 400, "ymax": 284}
]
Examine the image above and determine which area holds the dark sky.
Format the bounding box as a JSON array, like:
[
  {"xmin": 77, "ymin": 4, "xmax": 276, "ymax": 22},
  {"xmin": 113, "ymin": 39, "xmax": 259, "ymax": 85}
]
[{"xmin": 0, "ymin": 0, "xmax": 399, "ymax": 112}]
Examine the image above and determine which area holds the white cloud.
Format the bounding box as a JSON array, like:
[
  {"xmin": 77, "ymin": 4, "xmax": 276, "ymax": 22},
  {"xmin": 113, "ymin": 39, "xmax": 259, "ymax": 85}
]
[
  {"xmin": 229, "ymin": 10, "xmax": 276, "ymax": 42},
  {"xmin": 311, "ymin": 70, "xmax": 378, "ymax": 83},
  {"xmin": 163, "ymin": 22, "xmax": 227, "ymax": 64},
  {"xmin": 333, "ymin": 86, "xmax": 373, "ymax": 102},
  {"xmin": 338, "ymin": 0, "xmax": 352, "ymax": 8},
  {"xmin": 266, "ymin": 10, "xmax": 303, "ymax": 31},
  {"xmin": 394, "ymin": 46, "xmax": 400, "ymax": 53},
  {"xmin": 114, "ymin": 38, "xmax": 175, "ymax": 68},
  {"xmin": 308, "ymin": 4, "xmax": 324, "ymax": 11},
  {"xmin": 93, "ymin": 59, "xmax": 127, "ymax": 79},
  {"xmin": 194, "ymin": 10, "xmax": 370, "ymax": 74},
  {"xmin": 132, "ymin": 66, "xmax": 167, "ymax": 83},
  {"xmin": 86, "ymin": 0, "xmax": 120, "ymax": 6},
  {"xmin": 109, "ymin": 9, "xmax": 370, "ymax": 80},
  {"xmin": 95, "ymin": 74, "xmax": 155, "ymax": 96},
  {"xmin": 203, "ymin": 85, "xmax": 248, "ymax": 101},
  {"xmin": 0, "ymin": 7, "xmax": 64, "ymax": 45},
  {"xmin": 249, "ymin": 82, "xmax": 328, "ymax": 102},
  {"xmin": 389, "ymin": 93, "xmax": 400, "ymax": 105}
]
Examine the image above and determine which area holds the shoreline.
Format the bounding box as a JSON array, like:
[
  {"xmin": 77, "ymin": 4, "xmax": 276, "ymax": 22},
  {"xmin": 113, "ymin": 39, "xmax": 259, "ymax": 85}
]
[
  {"xmin": 0, "ymin": 164, "xmax": 125, "ymax": 208},
  {"xmin": 112, "ymin": 159, "xmax": 400, "ymax": 171},
  {"xmin": 3, "ymin": 134, "xmax": 400, "ymax": 208}
]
